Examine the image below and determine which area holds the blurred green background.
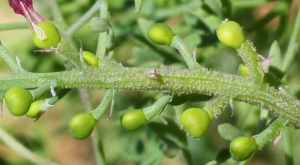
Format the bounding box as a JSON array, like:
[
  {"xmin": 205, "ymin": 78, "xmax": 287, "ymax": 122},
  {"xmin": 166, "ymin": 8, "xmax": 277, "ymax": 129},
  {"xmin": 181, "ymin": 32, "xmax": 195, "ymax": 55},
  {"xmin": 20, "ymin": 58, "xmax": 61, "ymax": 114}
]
[{"xmin": 1, "ymin": 0, "xmax": 300, "ymax": 165}]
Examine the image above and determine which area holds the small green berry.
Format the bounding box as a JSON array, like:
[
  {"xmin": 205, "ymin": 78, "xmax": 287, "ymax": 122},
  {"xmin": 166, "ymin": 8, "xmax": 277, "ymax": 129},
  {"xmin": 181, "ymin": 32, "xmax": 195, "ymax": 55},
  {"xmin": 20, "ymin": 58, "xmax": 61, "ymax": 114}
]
[
  {"xmin": 69, "ymin": 113, "xmax": 97, "ymax": 140},
  {"xmin": 83, "ymin": 51, "xmax": 99, "ymax": 67},
  {"xmin": 26, "ymin": 100, "xmax": 45, "ymax": 118},
  {"xmin": 147, "ymin": 23, "xmax": 175, "ymax": 46},
  {"xmin": 237, "ymin": 64, "xmax": 249, "ymax": 77},
  {"xmin": 217, "ymin": 20, "xmax": 245, "ymax": 49},
  {"xmin": 120, "ymin": 109, "xmax": 147, "ymax": 131},
  {"xmin": 4, "ymin": 87, "xmax": 33, "ymax": 116},
  {"xmin": 32, "ymin": 21, "xmax": 61, "ymax": 48},
  {"xmin": 180, "ymin": 108, "xmax": 211, "ymax": 138},
  {"xmin": 230, "ymin": 136, "xmax": 258, "ymax": 161}
]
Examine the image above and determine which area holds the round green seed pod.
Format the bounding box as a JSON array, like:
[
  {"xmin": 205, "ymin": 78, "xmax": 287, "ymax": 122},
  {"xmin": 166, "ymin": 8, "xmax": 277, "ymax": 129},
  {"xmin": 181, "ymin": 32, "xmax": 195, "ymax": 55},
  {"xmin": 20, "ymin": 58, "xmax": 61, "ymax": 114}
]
[
  {"xmin": 120, "ymin": 109, "xmax": 148, "ymax": 131},
  {"xmin": 4, "ymin": 87, "xmax": 33, "ymax": 116},
  {"xmin": 32, "ymin": 21, "xmax": 62, "ymax": 48},
  {"xmin": 26, "ymin": 100, "xmax": 45, "ymax": 118},
  {"xmin": 237, "ymin": 64, "xmax": 249, "ymax": 77},
  {"xmin": 217, "ymin": 20, "xmax": 245, "ymax": 49},
  {"xmin": 147, "ymin": 23, "xmax": 175, "ymax": 46},
  {"xmin": 230, "ymin": 136, "xmax": 258, "ymax": 161},
  {"xmin": 83, "ymin": 51, "xmax": 99, "ymax": 67},
  {"xmin": 69, "ymin": 113, "xmax": 97, "ymax": 140},
  {"xmin": 180, "ymin": 108, "xmax": 211, "ymax": 138}
]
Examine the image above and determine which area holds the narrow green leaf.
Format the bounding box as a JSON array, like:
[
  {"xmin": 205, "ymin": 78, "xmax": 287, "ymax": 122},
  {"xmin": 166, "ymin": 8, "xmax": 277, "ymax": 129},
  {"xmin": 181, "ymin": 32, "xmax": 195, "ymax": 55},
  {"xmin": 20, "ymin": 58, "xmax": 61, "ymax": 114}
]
[
  {"xmin": 88, "ymin": 17, "xmax": 109, "ymax": 33},
  {"xmin": 268, "ymin": 41, "xmax": 282, "ymax": 69},
  {"xmin": 135, "ymin": 0, "xmax": 143, "ymax": 14},
  {"xmin": 218, "ymin": 123, "xmax": 243, "ymax": 141}
]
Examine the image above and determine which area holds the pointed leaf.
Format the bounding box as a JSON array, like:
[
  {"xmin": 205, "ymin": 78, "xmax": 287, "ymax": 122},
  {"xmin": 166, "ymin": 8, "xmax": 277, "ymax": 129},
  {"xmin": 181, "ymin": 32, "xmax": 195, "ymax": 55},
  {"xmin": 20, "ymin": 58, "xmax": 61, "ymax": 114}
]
[
  {"xmin": 218, "ymin": 123, "xmax": 243, "ymax": 141},
  {"xmin": 268, "ymin": 41, "xmax": 282, "ymax": 69}
]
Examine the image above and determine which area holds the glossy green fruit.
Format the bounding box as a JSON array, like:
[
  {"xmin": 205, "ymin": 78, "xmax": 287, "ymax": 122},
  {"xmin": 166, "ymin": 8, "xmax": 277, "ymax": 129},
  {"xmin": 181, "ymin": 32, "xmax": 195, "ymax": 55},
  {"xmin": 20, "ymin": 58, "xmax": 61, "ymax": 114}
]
[
  {"xmin": 147, "ymin": 23, "xmax": 175, "ymax": 46},
  {"xmin": 230, "ymin": 136, "xmax": 258, "ymax": 161},
  {"xmin": 83, "ymin": 51, "xmax": 99, "ymax": 67},
  {"xmin": 26, "ymin": 100, "xmax": 45, "ymax": 118},
  {"xmin": 32, "ymin": 21, "xmax": 61, "ymax": 48},
  {"xmin": 217, "ymin": 20, "xmax": 245, "ymax": 49},
  {"xmin": 120, "ymin": 109, "xmax": 147, "ymax": 131},
  {"xmin": 180, "ymin": 108, "xmax": 211, "ymax": 138},
  {"xmin": 69, "ymin": 113, "xmax": 97, "ymax": 140},
  {"xmin": 4, "ymin": 87, "xmax": 33, "ymax": 116}
]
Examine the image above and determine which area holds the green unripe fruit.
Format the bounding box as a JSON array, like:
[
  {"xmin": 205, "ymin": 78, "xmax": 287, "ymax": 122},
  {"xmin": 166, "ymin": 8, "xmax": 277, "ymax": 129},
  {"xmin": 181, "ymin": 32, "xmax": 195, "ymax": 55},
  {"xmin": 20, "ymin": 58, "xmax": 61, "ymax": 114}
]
[
  {"xmin": 83, "ymin": 51, "xmax": 99, "ymax": 67},
  {"xmin": 4, "ymin": 87, "xmax": 33, "ymax": 116},
  {"xmin": 120, "ymin": 109, "xmax": 147, "ymax": 131},
  {"xmin": 69, "ymin": 113, "xmax": 97, "ymax": 140},
  {"xmin": 26, "ymin": 100, "xmax": 45, "ymax": 118},
  {"xmin": 147, "ymin": 23, "xmax": 175, "ymax": 46},
  {"xmin": 230, "ymin": 136, "xmax": 258, "ymax": 161},
  {"xmin": 237, "ymin": 64, "xmax": 249, "ymax": 77},
  {"xmin": 217, "ymin": 20, "xmax": 245, "ymax": 49},
  {"xmin": 32, "ymin": 21, "xmax": 61, "ymax": 48},
  {"xmin": 180, "ymin": 108, "xmax": 211, "ymax": 138}
]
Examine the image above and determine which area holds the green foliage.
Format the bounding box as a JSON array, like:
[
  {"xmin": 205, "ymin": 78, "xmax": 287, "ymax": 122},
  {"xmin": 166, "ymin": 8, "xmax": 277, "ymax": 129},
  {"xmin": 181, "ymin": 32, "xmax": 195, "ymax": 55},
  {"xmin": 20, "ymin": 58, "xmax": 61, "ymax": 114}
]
[{"xmin": 1, "ymin": 0, "xmax": 300, "ymax": 165}]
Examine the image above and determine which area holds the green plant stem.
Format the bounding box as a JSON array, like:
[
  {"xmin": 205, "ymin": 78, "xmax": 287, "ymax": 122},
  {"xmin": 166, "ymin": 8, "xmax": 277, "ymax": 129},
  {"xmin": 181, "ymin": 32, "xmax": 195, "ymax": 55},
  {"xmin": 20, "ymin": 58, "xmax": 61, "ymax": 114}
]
[
  {"xmin": 204, "ymin": 91, "xmax": 237, "ymax": 118},
  {"xmin": 67, "ymin": 1, "xmax": 100, "ymax": 36},
  {"xmin": 281, "ymin": 6, "xmax": 300, "ymax": 72},
  {"xmin": 155, "ymin": 1, "xmax": 202, "ymax": 20},
  {"xmin": 283, "ymin": 127, "xmax": 294, "ymax": 165},
  {"xmin": 170, "ymin": 36, "xmax": 203, "ymax": 69},
  {"xmin": 57, "ymin": 39, "xmax": 82, "ymax": 70},
  {"xmin": 30, "ymin": 81, "xmax": 55, "ymax": 100},
  {"xmin": 0, "ymin": 42, "xmax": 24, "ymax": 74},
  {"xmin": 47, "ymin": 1, "xmax": 68, "ymax": 30},
  {"xmin": 253, "ymin": 117, "xmax": 289, "ymax": 148},
  {"xmin": 0, "ymin": 22, "xmax": 29, "ymax": 31},
  {"xmin": 0, "ymin": 127, "xmax": 59, "ymax": 165},
  {"xmin": 143, "ymin": 95, "xmax": 172, "ymax": 120},
  {"xmin": 0, "ymin": 67, "xmax": 300, "ymax": 127},
  {"xmin": 90, "ymin": 89, "xmax": 116, "ymax": 120},
  {"xmin": 237, "ymin": 40, "xmax": 264, "ymax": 82},
  {"xmin": 96, "ymin": 0, "xmax": 109, "ymax": 58}
]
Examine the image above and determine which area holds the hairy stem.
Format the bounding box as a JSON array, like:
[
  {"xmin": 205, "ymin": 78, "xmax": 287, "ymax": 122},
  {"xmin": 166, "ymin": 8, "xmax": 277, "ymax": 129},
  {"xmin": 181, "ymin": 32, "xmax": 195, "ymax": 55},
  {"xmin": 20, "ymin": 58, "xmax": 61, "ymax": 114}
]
[{"xmin": 0, "ymin": 67, "xmax": 299, "ymax": 127}]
